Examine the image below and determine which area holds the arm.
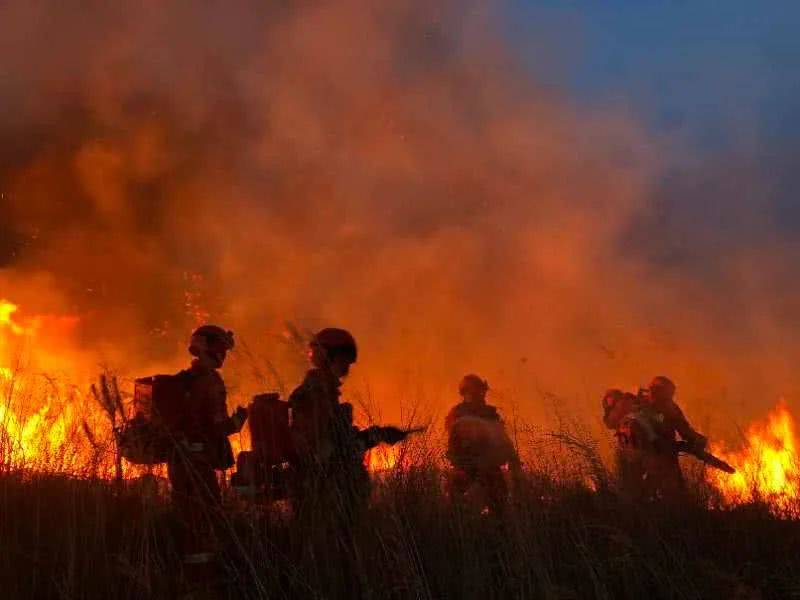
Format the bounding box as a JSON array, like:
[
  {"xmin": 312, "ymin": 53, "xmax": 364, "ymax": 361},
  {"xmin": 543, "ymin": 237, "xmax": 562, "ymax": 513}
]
[
  {"xmin": 210, "ymin": 377, "xmax": 247, "ymax": 437},
  {"xmin": 498, "ymin": 421, "xmax": 521, "ymax": 467},
  {"xmin": 671, "ymin": 403, "xmax": 707, "ymax": 450}
]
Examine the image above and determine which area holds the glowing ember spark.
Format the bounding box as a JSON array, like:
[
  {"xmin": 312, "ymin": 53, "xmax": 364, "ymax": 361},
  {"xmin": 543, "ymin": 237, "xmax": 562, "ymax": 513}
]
[
  {"xmin": 709, "ymin": 400, "xmax": 800, "ymax": 513},
  {"xmin": 184, "ymin": 272, "xmax": 211, "ymax": 326}
]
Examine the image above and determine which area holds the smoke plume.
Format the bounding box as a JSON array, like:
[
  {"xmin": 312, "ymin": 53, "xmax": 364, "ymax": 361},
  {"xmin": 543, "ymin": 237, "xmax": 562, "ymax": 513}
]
[{"xmin": 0, "ymin": 1, "xmax": 795, "ymax": 437}]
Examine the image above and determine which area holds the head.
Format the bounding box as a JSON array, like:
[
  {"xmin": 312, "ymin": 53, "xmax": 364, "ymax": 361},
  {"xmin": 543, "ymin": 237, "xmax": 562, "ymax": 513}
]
[
  {"xmin": 309, "ymin": 328, "xmax": 358, "ymax": 379},
  {"xmin": 189, "ymin": 325, "xmax": 235, "ymax": 369},
  {"xmin": 648, "ymin": 376, "xmax": 676, "ymax": 406},
  {"xmin": 459, "ymin": 374, "xmax": 489, "ymax": 404}
]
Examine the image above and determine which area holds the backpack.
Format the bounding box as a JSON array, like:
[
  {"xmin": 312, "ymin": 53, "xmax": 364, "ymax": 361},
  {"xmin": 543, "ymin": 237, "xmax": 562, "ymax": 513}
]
[
  {"xmin": 230, "ymin": 393, "xmax": 294, "ymax": 496},
  {"xmin": 615, "ymin": 409, "xmax": 658, "ymax": 451},
  {"xmin": 117, "ymin": 372, "xmax": 194, "ymax": 466},
  {"xmin": 447, "ymin": 415, "xmax": 516, "ymax": 471},
  {"xmin": 248, "ymin": 392, "xmax": 293, "ymax": 466}
]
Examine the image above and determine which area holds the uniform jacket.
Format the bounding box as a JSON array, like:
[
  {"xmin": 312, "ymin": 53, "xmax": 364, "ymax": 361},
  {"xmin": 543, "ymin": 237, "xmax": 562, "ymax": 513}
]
[
  {"xmin": 445, "ymin": 402, "xmax": 515, "ymax": 471},
  {"xmin": 623, "ymin": 399, "xmax": 704, "ymax": 455},
  {"xmin": 174, "ymin": 361, "xmax": 236, "ymax": 469},
  {"xmin": 288, "ymin": 368, "xmax": 342, "ymax": 460}
]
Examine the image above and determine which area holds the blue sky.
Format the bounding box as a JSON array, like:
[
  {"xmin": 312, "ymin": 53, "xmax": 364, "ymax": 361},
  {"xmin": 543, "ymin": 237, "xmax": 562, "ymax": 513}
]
[
  {"xmin": 508, "ymin": 1, "xmax": 800, "ymax": 264},
  {"xmin": 511, "ymin": 1, "xmax": 800, "ymax": 147}
]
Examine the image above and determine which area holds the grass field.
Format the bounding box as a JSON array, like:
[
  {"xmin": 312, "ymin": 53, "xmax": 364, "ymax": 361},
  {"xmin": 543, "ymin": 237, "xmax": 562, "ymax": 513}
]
[
  {"xmin": 1, "ymin": 371, "xmax": 798, "ymax": 598},
  {"xmin": 1, "ymin": 428, "xmax": 798, "ymax": 600}
]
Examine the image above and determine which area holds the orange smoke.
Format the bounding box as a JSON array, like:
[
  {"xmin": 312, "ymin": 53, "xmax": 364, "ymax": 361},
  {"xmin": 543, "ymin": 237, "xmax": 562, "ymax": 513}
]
[
  {"xmin": 0, "ymin": 0, "xmax": 798, "ymax": 484},
  {"xmin": 709, "ymin": 400, "xmax": 800, "ymax": 513},
  {"xmin": 0, "ymin": 0, "xmax": 657, "ymax": 428}
]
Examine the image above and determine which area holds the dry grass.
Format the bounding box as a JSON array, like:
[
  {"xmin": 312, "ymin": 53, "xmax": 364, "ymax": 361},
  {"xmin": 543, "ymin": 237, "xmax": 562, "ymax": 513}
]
[
  {"xmin": 1, "ymin": 432, "xmax": 799, "ymax": 599},
  {"xmin": 2, "ymin": 371, "xmax": 800, "ymax": 598}
]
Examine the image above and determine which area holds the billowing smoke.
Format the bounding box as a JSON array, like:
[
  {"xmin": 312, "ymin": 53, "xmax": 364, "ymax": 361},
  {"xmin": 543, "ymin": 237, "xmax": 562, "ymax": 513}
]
[{"xmin": 0, "ymin": 1, "xmax": 794, "ymax": 437}]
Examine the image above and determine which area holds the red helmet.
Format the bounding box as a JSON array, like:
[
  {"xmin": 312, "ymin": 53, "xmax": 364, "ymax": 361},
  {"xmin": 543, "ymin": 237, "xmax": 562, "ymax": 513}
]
[
  {"xmin": 311, "ymin": 328, "xmax": 358, "ymax": 363},
  {"xmin": 189, "ymin": 325, "xmax": 235, "ymax": 358},
  {"xmin": 459, "ymin": 374, "xmax": 489, "ymax": 397}
]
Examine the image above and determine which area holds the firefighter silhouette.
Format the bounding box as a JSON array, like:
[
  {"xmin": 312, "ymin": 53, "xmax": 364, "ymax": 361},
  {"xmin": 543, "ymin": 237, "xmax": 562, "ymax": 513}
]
[
  {"xmin": 286, "ymin": 328, "xmax": 418, "ymax": 526},
  {"xmin": 165, "ymin": 325, "xmax": 247, "ymax": 581},
  {"xmin": 603, "ymin": 376, "xmax": 708, "ymax": 502},
  {"xmin": 445, "ymin": 374, "xmax": 519, "ymax": 513}
]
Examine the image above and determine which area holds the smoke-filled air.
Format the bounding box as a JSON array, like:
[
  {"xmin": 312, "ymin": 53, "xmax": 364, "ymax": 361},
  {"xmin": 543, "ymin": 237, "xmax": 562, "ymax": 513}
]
[
  {"xmin": 1, "ymin": 1, "xmax": 799, "ymax": 496},
  {"xmin": 0, "ymin": 1, "xmax": 797, "ymax": 420},
  {"xmin": 6, "ymin": 3, "xmax": 800, "ymax": 598}
]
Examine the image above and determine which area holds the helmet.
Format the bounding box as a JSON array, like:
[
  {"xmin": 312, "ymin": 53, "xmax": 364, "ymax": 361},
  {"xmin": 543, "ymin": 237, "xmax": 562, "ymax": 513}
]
[
  {"xmin": 311, "ymin": 328, "xmax": 358, "ymax": 363},
  {"xmin": 189, "ymin": 325, "xmax": 235, "ymax": 358},
  {"xmin": 459, "ymin": 374, "xmax": 489, "ymax": 397},
  {"xmin": 649, "ymin": 376, "xmax": 675, "ymax": 395}
]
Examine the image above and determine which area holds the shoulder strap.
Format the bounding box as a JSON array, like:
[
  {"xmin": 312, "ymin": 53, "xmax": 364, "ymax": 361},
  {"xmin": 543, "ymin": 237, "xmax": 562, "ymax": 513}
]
[{"xmin": 174, "ymin": 369, "xmax": 196, "ymax": 390}]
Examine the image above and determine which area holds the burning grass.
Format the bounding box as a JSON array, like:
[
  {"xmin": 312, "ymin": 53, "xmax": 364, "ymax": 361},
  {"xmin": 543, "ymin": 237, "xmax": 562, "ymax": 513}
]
[
  {"xmin": 709, "ymin": 400, "xmax": 800, "ymax": 515},
  {"xmin": 3, "ymin": 301, "xmax": 800, "ymax": 597},
  {"xmin": 1, "ymin": 374, "xmax": 799, "ymax": 598}
]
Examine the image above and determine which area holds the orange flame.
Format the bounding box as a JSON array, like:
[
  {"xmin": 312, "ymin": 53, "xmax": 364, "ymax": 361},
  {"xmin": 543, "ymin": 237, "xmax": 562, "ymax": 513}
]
[
  {"xmin": 6, "ymin": 293, "xmax": 798, "ymax": 505},
  {"xmin": 0, "ymin": 299, "xmax": 27, "ymax": 379},
  {"xmin": 365, "ymin": 443, "xmax": 401, "ymax": 472},
  {"xmin": 0, "ymin": 299, "xmax": 110, "ymax": 475},
  {"xmin": 709, "ymin": 400, "xmax": 800, "ymax": 513}
]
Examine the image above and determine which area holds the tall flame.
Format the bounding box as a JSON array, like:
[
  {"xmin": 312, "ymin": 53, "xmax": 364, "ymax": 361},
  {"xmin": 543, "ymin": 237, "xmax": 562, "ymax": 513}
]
[
  {"xmin": 0, "ymin": 299, "xmax": 107, "ymax": 474},
  {"xmin": 1, "ymin": 300, "xmax": 29, "ymax": 379},
  {"xmin": 709, "ymin": 400, "xmax": 800, "ymax": 513}
]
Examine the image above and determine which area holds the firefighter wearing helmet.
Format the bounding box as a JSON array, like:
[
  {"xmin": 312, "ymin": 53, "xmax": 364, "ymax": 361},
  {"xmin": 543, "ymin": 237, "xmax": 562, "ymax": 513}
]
[
  {"xmin": 604, "ymin": 376, "xmax": 707, "ymax": 502},
  {"xmin": 167, "ymin": 324, "xmax": 247, "ymax": 578},
  {"xmin": 288, "ymin": 328, "xmax": 365, "ymax": 522},
  {"xmin": 287, "ymin": 327, "xmax": 422, "ymax": 527},
  {"xmin": 445, "ymin": 374, "xmax": 519, "ymax": 513},
  {"xmin": 289, "ymin": 328, "xmax": 358, "ymax": 458},
  {"xmin": 640, "ymin": 376, "xmax": 707, "ymax": 500}
]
